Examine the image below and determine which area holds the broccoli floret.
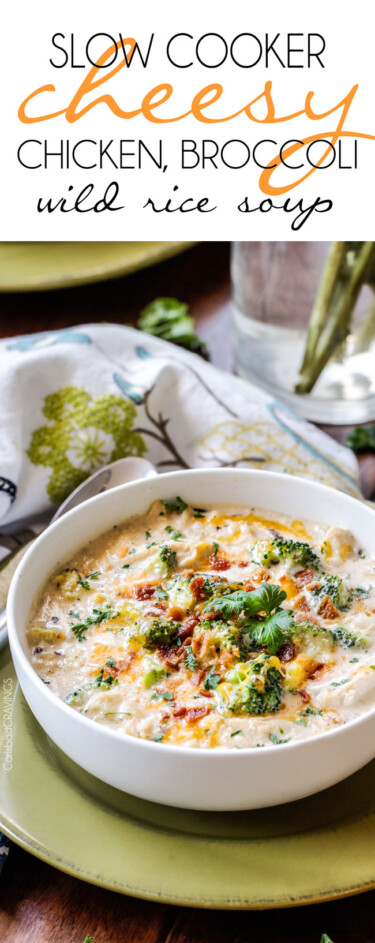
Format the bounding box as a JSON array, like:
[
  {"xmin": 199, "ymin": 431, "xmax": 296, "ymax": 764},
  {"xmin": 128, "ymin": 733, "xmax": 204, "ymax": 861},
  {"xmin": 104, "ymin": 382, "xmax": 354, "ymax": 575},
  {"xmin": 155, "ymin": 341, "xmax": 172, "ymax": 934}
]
[
  {"xmin": 167, "ymin": 576, "xmax": 194, "ymax": 611},
  {"xmin": 200, "ymin": 619, "xmax": 239, "ymax": 651},
  {"xmin": 293, "ymin": 620, "xmax": 365, "ymax": 650},
  {"xmin": 226, "ymin": 657, "xmax": 283, "ymax": 715},
  {"xmin": 144, "ymin": 618, "xmax": 180, "ymax": 648},
  {"xmin": 158, "ymin": 545, "xmax": 177, "ymax": 575},
  {"xmin": 199, "ymin": 575, "xmax": 229, "ymax": 598},
  {"xmin": 311, "ymin": 575, "xmax": 349, "ymax": 610},
  {"xmin": 262, "ymin": 538, "xmax": 321, "ymax": 571}
]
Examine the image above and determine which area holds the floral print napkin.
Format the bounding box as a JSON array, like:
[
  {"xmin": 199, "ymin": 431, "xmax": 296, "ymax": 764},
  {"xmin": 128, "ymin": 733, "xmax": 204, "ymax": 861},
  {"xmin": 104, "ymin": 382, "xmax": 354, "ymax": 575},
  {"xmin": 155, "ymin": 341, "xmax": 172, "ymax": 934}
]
[{"xmin": 0, "ymin": 322, "xmax": 360, "ymax": 531}]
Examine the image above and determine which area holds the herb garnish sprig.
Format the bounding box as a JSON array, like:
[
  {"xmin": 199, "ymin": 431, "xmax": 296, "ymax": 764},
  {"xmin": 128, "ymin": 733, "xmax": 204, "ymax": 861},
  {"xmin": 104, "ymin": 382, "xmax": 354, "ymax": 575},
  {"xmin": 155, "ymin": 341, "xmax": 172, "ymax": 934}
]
[
  {"xmin": 203, "ymin": 583, "xmax": 294, "ymax": 655},
  {"xmin": 69, "ymin": 605, "xmax": 120, "ymax": 642}
]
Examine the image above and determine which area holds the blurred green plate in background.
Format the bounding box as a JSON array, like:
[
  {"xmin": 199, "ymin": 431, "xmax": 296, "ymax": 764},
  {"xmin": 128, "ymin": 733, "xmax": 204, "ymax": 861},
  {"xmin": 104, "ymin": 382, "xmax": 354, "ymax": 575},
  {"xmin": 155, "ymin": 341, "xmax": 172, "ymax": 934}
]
[
  {"xmin": 0, "ymin": 242, "xmax": 194, "ymax": 292},
  {"xmin": 1, "ymin": 644, "xmax": 375, "ymax": 909}
]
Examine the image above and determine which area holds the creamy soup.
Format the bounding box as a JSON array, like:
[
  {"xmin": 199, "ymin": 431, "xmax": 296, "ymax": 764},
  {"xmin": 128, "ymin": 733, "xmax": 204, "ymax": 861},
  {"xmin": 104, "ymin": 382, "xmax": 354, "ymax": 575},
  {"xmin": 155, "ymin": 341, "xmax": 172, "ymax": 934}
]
[{"xmin": 28, "ymin": 497, "xmax": 375, "ymax": 749}]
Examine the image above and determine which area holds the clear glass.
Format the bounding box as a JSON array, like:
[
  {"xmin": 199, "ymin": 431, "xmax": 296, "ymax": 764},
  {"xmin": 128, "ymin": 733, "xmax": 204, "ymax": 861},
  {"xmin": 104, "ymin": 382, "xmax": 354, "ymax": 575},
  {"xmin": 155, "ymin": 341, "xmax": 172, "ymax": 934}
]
[{"xmin": 231, "ymin": 242, "xmax": 375, "ymax": 424}]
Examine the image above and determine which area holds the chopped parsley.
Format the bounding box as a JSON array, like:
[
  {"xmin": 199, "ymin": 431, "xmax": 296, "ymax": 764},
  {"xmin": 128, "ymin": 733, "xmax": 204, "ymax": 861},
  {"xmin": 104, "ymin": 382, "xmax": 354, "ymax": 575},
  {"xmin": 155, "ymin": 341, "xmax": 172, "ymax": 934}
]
[
  {"xmin": 165, "ymin": 525, "xmax": 183, "ymax": 541},
  {"xmin": 151, "ymin": 690, "xmax": 174, "ymax": 701},
  {"xmin": 269, "ymin": 733, "xmax": 291, "ymax": 745},
  {"xmin": 212, "ymin": 541, "xmax": 219, "ymax": 557},
  {"xmin": 152, "ymin": 733, "xmax": 164, "ymax": 742},
  {"xmin": 161, "ymin": 496, "xmax": 188, "ymax": 513},
  {"xmin": 69, "ymin": 605, "xmax": 119, "ymax": 642},
  {"xmin": 185, "ymin": 645, "xmax": 198, "ymax": 671},
  {"xmin": 299, "ymin": 706, "xmax": 323, "ymax": 717},
  {"xmin": 230, "ymin": 730, "xmax": 243, "ymax": 737},
  {"xmin": 203, "ymin": 666, "xmax": 221, "ymax": 690},
  {"xmin": 77, "ymin": 571, "xmax": 100, "ymax": 591},
  {"xmin": 331, "ymin": 679, "xmax": 350, "ymax": 687}
]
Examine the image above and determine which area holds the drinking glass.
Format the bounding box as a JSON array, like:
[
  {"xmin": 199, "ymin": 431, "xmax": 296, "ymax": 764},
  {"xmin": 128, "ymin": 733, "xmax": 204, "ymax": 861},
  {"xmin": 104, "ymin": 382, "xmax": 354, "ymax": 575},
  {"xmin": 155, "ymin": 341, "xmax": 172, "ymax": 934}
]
[{"xmin": 231, "ymin": 242, "xmax": 375, "ymax": 424}]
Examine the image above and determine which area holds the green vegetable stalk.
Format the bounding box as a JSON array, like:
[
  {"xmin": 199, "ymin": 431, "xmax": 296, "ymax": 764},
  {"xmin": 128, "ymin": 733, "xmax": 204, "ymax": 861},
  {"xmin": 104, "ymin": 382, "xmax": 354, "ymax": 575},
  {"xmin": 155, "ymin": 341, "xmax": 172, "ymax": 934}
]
[{"xmin": 295, "ymin": 242, "xmax": 375, "ymax": 395}]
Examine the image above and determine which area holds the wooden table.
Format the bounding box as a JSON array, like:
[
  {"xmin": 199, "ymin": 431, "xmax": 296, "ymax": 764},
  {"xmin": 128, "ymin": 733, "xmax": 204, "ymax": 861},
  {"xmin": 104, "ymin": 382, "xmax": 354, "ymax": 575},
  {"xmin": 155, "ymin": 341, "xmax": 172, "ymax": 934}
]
[{"xmin": 1, "ymin": 242, "xmax": 375, "ymax": 942}]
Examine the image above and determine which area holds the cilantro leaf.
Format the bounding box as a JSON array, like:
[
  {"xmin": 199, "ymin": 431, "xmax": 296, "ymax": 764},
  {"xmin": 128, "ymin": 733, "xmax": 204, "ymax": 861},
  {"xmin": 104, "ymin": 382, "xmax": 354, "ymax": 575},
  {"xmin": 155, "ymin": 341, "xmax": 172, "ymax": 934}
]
[
  {"xmin": 165, "ymin": 525, "xmax": 183, "ymax": 540},
  {"xmin": 203, "ymin": 582, "xmax": 287, "ymax": 618},
  {"xmin": 244, "ymin": 608, "xmax": 295, "ymax": 655},
  {"xmin": 69, "ymin": 605, "xmax": 119, "ymax": 642},
  {"xmin": 346, "ymin": 425, "xmax": 375, "ymax": 452},
  {"xmin": 203, "ymin": 666, "xmax": 221, "ymax": 690},
  {"xmin": 185, "ymin": 645, "xmax": 198, "ymax": 670},
  {"xmin": 138, "ymin": 298, "xmax": 208, "ymax": 357}
]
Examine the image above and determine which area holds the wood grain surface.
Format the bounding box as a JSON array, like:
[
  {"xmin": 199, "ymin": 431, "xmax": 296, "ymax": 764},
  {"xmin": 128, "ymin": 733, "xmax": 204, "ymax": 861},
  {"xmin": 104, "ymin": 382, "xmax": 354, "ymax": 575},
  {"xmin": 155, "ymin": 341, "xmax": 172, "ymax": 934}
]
[{"xmin": 0, "ymin": 241, "xmax": 375, "ymax": 942}]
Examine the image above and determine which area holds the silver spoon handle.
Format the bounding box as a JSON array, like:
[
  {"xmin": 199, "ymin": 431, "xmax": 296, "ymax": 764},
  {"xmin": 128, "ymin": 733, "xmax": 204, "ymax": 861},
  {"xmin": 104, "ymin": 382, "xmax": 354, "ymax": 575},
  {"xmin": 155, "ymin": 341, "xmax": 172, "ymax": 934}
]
[{"xmin": 0, "ymin": 457, "xmax": 157, "ymax": 647}]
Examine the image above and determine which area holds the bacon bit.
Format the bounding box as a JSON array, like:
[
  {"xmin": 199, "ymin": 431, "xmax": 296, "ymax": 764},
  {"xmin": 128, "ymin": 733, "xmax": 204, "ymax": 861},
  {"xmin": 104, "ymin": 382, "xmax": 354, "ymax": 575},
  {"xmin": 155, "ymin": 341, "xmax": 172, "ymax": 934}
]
[
  {"xmin": 294, "ymin": 613, "xmax": 319, "ymax": 625},
  {"xmin": 243, "ymin": 581, "xmax": 256, "ymax": 593},
  {"xmin": 172, "ymin": 704, "xmax": 211, "ymax": 723},
  {"xmin": 278, "ymin": 641, "xmax": 296, "ymax": 663},
  {"xmin": 115, "ymin": 652, "xmax": 136, "ymax": 677},
  {"xmin": 133, "ymin": 584, "xmax": 156, "ymax": 600},
  {"xmin": 166, "ymin": 606, "xmax": 184, "ymax": 622},
  {"xmin": 164, "ymin": 656, "xmax": 180, "ymax": 669},
  {"xmin": 294, "ymin": 594, "xmax": 311, "ymax": 614},
  {"xmin": 298, "ymin": 689, "xmax": 311, "ymax": 704},
  {"xmin": 172, "ymin": 706, "xmax": 188, "ymax": 718},
  {"xmin": 238, "ymin": 561, "xmax": 249, "ymax": 568},
  {"xmin": 191, "ymin": 635, "xmax": 202, "ymax": 657},
  {"xmin": 307, "ymin": 662, "xmax": 325, "ymax": 681},
  {"xmin": 317, "ymin": 596, "xmax": 339, "ymax": 620},
  {"xmin": 192, "ymin": 668, "xmax": 206, "ymax": 686},
  {"xmin": 177, "ymin": 617, "xmax": 198, "ymax": 641},
  {"xmin": 217, "ymin": 649, "xmax": 234, "ymax": 669},
  {"xmin": 186, "ymin": 706, "xmax": 211, "ymax": 723},
  {"xmin": 294, "ymin": 568, "xmax": 316, "ymax": 588},
  {"xmin": 190, "ymin": 576, "xmax": 206, "ymax": 602},
  {"xmin": 181, "ymin": 636, "xmax": 193, "ymax": 650},
  {"xmin": 154, "ymin": 601, "xmax": 168, "ymax": 611},
  {"xmin": 210, "ymin": 555, "xmax": 230, "ymax": 571},
  {"xmin": 161, "ymin": 713, "xmax": 171, "ymax": 722},
  {"xmin": 199, "ymin": 688, "xmax": 214, "ymax": 698},
  {"xmin": 252, "ymin": 568, "xmax": 271, "ymax": 583}
]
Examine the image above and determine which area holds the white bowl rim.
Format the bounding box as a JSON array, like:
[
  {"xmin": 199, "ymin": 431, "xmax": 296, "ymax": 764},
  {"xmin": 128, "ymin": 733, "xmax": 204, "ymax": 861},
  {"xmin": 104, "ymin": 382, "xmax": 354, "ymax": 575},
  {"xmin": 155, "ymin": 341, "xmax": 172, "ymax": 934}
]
[{"xmin": 7, "ymin": 466, "xmax": 375, "ymax": 761}]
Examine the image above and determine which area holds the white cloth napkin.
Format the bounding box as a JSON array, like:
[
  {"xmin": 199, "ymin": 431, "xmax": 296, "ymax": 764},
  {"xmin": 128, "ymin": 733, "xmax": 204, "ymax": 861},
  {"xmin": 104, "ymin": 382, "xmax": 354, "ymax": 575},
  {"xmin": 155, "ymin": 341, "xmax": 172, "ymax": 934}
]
[{"xmin": 0, "ymin": 323, "xmax": 360, "ymax": 531}]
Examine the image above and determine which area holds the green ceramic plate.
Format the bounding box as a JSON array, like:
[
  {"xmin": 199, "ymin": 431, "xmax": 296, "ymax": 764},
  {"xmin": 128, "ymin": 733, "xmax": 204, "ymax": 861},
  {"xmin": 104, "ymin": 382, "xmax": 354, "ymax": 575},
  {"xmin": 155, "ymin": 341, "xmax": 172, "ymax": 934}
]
[
  {"xmin": 1, "ymin": 644, "xmax": 375, "ymax": 909},
  {"xmin": 0, "ymin": 242, "xmax": 194, "ymax": 292}
]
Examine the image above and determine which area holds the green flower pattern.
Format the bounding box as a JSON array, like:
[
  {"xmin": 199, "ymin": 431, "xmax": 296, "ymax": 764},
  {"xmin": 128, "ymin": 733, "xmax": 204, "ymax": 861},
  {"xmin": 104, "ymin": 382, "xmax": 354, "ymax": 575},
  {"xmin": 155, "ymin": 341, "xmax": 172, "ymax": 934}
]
[{"xmin": 27, "ymin": 386, "xmax": 146, "ymax": 505}]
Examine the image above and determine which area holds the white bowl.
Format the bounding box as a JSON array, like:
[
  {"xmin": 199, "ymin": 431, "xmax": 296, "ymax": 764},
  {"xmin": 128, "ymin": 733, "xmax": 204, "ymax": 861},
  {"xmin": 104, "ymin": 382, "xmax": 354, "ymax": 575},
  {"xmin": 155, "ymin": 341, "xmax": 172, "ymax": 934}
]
[{"xmin": 7, "ymin": 468, "xmax": 375, "ymax": 811}]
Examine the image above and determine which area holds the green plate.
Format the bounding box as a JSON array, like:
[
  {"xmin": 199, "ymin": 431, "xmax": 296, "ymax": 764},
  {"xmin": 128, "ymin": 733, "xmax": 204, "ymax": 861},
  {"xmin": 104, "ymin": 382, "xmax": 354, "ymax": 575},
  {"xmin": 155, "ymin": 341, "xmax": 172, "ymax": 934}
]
[
  {"xmin": 1, "ymin": 644, "xmax": 375, "ymax": 909},
  {"xmin": 0, "ymin": 242, "xmax": 194, "ymax": 292}
]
